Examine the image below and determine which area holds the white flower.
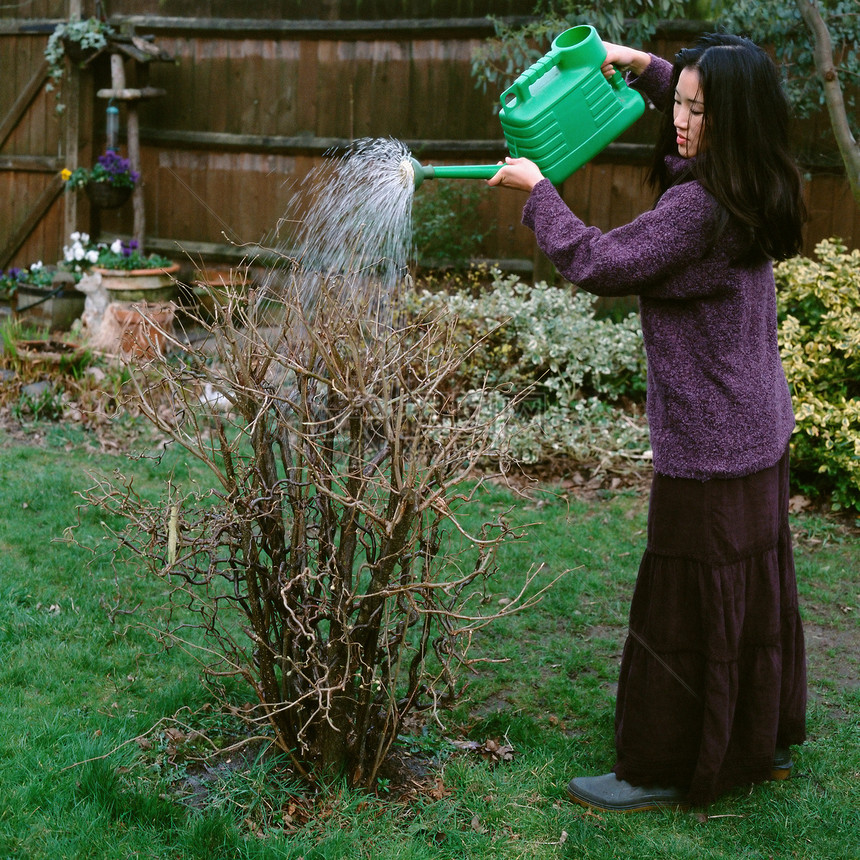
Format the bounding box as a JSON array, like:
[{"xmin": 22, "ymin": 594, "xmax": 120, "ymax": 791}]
[
  {"xmin": 71, "ymin": 231, "xmax": 81, "ymax": 241},
  {"xmin": 110, "ymin": 239, "xmax": 123, "ymax": 254},
  {"xmin": 74, "ymin": 245, "xmax": 85, "ymax": 261},
  {"xmin": 81, "ymin": 233, "xmax": 90, "ymax": 244},
  {"xmin": 31, "ymin": 261, "xmax": 43, "ymax": 270},
  {"xmin": 86, "ymin": 250, "xmax": 99, "ymax": 264}
]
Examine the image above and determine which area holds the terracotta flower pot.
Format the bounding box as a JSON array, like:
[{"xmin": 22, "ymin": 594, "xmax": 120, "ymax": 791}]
[
  {"xmin": 110, "ymin": 301, "xmax": 176, "ymax": 359},
  {"xmin": 95, "ymin": 263, "xmax": 180, "ymax": 304}
]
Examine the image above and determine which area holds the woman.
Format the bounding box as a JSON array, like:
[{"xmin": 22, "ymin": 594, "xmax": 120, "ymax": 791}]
[{"xmin": 489, "ymin": 33, "xmax": 807, "ymax": 810}]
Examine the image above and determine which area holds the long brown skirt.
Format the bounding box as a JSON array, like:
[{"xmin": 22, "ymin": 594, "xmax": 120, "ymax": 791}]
[{"xmin": 612, "ymin": 447, "xmax": 807, "ymax": 807}]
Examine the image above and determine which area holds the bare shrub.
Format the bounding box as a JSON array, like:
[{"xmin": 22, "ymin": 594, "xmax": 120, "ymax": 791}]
[{"xmin": 82, "ymin": 263, "xmax": 554, "ymax": 789}]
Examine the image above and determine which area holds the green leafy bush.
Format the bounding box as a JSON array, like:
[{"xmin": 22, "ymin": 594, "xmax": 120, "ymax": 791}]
[
  {"xmin": 411, "ymin": 181, "xmax": 487, "ymax": 266},
  {"xmin": 409, "ymin": 269, "xmax": 650, "ymax": 469},
  {"xmin": 776, "ymin": 238, "xmax": 860, "ymax": 511}
]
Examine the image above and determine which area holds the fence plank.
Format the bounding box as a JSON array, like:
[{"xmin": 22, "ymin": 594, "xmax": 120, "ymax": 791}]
[
  {"xmin": 0, "ymin": 59, "xmax": 49, "ymax": 149},
  {"xmin": 1, "ymin": 17, "xmax": 857, "ymax": 272},
  {"xmin": 0, "ymin": 173, "xmax": 64, "ymax": 268}
]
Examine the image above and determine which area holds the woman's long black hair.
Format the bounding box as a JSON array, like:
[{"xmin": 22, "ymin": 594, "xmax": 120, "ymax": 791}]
[{"xmin": 649, "ymin": 33, "xmax": 806, "ymax": 262}]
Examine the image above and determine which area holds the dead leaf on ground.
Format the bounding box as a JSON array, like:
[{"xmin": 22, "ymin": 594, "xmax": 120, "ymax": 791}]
[
  {"xmin": 449, "ymin": 737, "xmax": 515, "ymax": 765},
  {"xmin": 428, "ymin": 777, "xmax": 450, "ymax": 800},
  {"xmin": 164, "ymin": 727, "xmax": 187, "ymax": 744}
]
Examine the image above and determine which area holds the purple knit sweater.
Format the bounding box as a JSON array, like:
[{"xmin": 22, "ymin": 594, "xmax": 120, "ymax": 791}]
[{"xmin": 521, "ymin": 56, "xmax": 795, "ymax": 480}]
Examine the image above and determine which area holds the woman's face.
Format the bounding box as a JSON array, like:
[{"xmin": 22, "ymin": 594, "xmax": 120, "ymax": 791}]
[{"xmin": 673, "ymin": 66, "xmax": 704, "ymax": 158}]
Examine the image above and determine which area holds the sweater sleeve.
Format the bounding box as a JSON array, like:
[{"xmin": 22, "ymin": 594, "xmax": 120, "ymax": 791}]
[
  {"xmin": 626, "ymin": 54, "xmax": 674, "ymax": 112},
  {"xmin": 521, "ymin": 178, "xmax": 727, "ymax": 299}
]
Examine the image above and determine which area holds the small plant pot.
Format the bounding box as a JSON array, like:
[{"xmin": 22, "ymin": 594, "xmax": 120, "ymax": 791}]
[
  {"xmin": 96, "ymin": 263, "xmax": 180, "ymax": 304},
  {"xmin": 85, "ymin": 180, "xmax": 133, "ymax": 210},
  {"xmin": 191, "ymin": 267, "xmax": 246, "ymax": 320},
  {"xmin": 110, "ymin": 301, "xmax": 175, "ymax": 359},
  {"xmin": 14, "ymin": 339, "xmax": 89, "ymax": 373},
  {"xmin": 14, "ymin": 283, "xmax": 85, "ymax": 331}
]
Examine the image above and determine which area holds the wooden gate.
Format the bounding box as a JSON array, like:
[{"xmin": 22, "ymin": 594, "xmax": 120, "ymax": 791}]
[
  {"xmin": 0, "ymin": 1, "xmax": 94, "ymax": 272},
  {"xmin": 0, "ymin": 50, "xmax": 62, "ymax": 270}
]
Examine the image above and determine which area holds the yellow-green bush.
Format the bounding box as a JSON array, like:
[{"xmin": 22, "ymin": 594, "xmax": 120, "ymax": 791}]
[{"xmin": 776, "ymin": 238, "xmax": 860, "ymax": 512}]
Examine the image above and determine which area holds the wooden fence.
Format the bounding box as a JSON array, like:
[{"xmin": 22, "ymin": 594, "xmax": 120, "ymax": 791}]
[{"xmin": 1, "ymin": 2, "xmax": 857, "ymax": 280}]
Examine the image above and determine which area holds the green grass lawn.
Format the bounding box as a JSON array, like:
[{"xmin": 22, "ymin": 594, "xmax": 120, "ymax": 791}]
[{"xmin": 1, "ymin": 426, "xmax": 858, "ymax": 859}]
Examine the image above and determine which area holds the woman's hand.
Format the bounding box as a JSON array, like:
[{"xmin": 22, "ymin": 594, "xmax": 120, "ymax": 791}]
[
  {"xmin": 601, "ymin": 42, "xmax": 651, "ymax": 80},
  {"xmin": 488, "ymin": 157, "xmax": 545, "ymax": 192}
]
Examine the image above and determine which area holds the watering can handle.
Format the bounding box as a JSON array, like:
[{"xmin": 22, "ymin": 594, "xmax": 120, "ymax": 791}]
[
  {"xmin": 608, "ymin": 68, "xmax": 626, "ymax": 89},
  {"xmin": 500, "ymin": 52, "xmax": 560, "ymax": 109}
]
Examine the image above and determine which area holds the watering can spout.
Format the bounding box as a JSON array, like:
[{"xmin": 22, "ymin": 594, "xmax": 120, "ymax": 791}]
[{"xmin": 402, "ymin": 157, "xmax": 502, "ymax": 190}]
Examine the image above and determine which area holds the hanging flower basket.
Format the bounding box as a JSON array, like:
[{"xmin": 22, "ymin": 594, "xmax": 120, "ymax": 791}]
[
  {"xmin": 60, "ymin": 35, "xmax": 100, "ymax": 64},
  {"xmin": 63, "ymin": 152, "xmax": 139, "ymax": 207},
  {"xmin": 85, "ymin": 179, "xmax": 133, "ymax": 209}
]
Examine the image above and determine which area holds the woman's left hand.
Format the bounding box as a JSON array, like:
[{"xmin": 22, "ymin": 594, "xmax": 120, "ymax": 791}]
[{"xmin": 488, "ymin": 157, "xmax": 545, "ymax": 192}]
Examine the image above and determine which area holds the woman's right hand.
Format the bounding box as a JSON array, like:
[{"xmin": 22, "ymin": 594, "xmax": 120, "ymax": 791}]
[
  {"xmin": 487, "ymin": 157, "xmax": 545, "ymax": 192},
  {"xmin": 601, "ymin": 42, "xmax": 652, "ymax": 80}
]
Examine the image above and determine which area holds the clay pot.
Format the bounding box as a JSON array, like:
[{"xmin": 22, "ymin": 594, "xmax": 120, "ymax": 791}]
[
  {"xmin": 189, "ymin": 266, "xmax": 256, "ymax": 322},
  {"xmin": 95, "ymin": 263, "xmax": 180, "ymax": 304},
  {"xmin": 110, "ymin": 301, "xmax": 175, "ymax": 359}
]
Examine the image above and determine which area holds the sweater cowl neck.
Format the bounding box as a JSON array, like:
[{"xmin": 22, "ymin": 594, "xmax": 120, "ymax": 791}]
[{"xmin": 665, "ymin": 154, "xmax": 696, "ymax": 183}]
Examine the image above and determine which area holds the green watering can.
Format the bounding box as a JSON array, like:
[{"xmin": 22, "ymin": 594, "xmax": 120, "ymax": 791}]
[{"xmin": 405, "ymin": 25, "xmax": 645, "ymax": 188}]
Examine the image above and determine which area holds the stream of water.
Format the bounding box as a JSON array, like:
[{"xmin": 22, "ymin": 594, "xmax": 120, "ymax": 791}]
[{"xmin": 262, "ymin": 137, "xmax": 416, "ymax": 325}]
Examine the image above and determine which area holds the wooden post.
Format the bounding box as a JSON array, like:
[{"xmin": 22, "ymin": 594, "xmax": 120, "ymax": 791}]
[
  {"xmin": 108, "ymin": 53, "xmax": 142, "ymax": 251},
  {"xmin": 127, "ymin": 104, "xmax": 144, "ymax": 252},
  {"xmin": 105, "ymin": 53, "xmax": 150, "ymax": 253},
  {"xmin": 62, "ymin": 78, "xmax": 81, "ymax": 244},
  {"xmin": 63, "ymin": 0, "xmax": 86, "ymax": 244}
]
